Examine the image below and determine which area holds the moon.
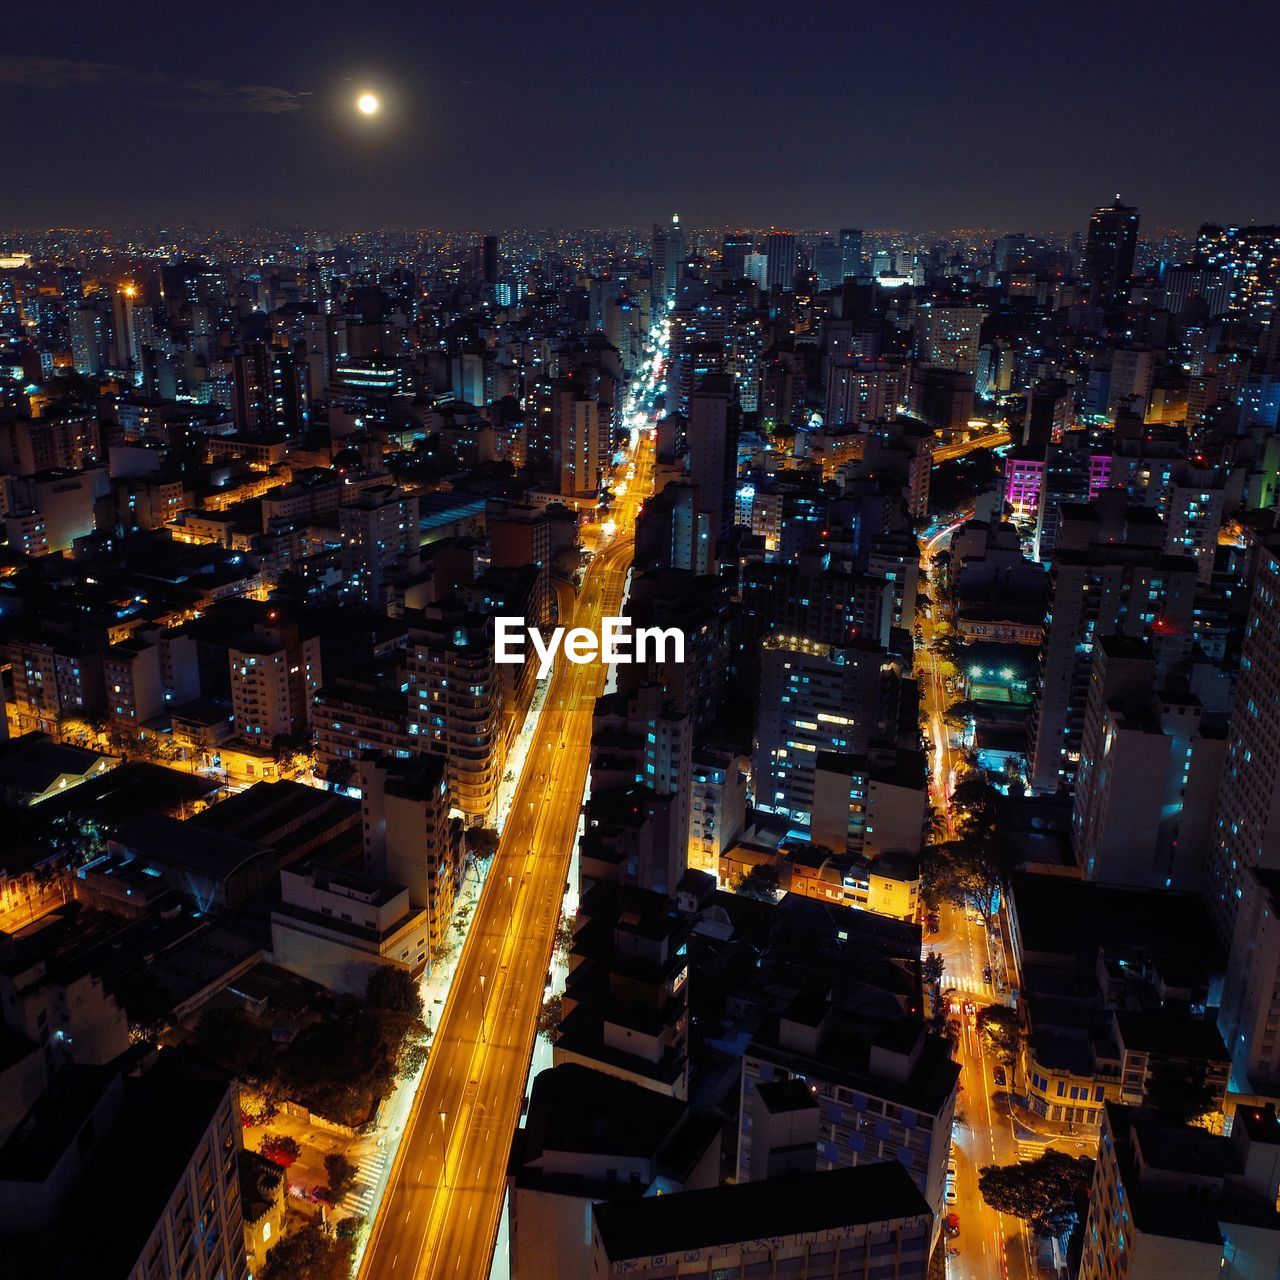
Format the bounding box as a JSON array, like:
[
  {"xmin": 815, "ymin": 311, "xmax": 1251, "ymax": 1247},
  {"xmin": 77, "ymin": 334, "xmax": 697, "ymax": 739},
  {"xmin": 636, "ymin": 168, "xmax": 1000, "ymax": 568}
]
[{"xmin": 356, "ymin": 92, "xmax": 380, "ymax": 116}]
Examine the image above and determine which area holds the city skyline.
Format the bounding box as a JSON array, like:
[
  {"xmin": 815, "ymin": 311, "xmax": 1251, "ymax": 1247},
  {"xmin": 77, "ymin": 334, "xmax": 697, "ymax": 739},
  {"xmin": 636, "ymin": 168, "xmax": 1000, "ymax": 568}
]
[{"xmin": 5, "ymin": 10, "xmax": 1280, "ymax": 1280}]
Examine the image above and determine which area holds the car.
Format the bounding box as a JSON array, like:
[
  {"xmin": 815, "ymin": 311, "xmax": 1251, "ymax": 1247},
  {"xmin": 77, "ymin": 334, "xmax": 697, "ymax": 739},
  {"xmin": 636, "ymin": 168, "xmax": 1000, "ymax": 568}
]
[
  {"xmin": 947, "ymin": 1158, "xmax": 957, "ymax": 1180},
  {"xmin": 945, "ymin": 1182, "xmax": 958, "ymax": 1206},
  {"xmin": 945, "ymin": 1213, "xmax": 961, "ymax": 1238},
  {"xmin": 962, "ymin": 1000, "xmax": 976, "ymax": 1018},
  {"xmin": 982, "ymin": 966, "xmax": 993, "ymax": 984},
  {"xmin": 927, "ymin": 913, "xmax": 941, "ymax": 933},
  {"xmin": 993, "ymin": 1065, "xmax": 1007, "ymax": 1087}
]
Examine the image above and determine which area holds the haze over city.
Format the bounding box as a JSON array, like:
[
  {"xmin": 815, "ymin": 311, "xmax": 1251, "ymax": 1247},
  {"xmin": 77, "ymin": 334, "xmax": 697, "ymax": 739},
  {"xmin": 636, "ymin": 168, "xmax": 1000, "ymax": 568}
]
[{"xmin": 4, "ymin": 0, "xmax": 1280, "ymax": 229}]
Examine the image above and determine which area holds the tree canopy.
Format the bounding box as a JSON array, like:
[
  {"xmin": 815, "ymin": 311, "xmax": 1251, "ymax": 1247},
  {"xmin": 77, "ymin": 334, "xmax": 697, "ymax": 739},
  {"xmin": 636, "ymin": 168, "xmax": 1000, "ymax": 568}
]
[
  {"xmin": 978, "ymin": 1150, "xmax": 1094, "ymax": 1237},
  {"xmin": 260, "ymin": 1223, "xmax": 354, "ymax": 1280},
  {"xmin": 976, "ymin": 1004, "xmax": 1020, "ymax": 1065},
  {"xmin": 366, "ymin": 966, "xmax": 425, "ymax": 1019},
  {"xmin": 737, "ymin": 862, "xmax": 781, "ymax": 902}
]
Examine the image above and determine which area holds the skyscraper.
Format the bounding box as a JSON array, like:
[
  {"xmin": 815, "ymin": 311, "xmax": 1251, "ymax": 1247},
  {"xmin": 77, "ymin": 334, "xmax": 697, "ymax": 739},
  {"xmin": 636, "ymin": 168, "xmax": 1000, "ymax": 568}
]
[
  {"xmin": 1084, "ymin": 198, "xmax": 1140, "ymax": 309},
  {"xmin": 232, "ymin": 342, "xmax": 310, "ymax": 436},
  {"xmin": 765, "ymin": 232, "xmax": 797, "ymax": 294},
  {"xmin": 482, "ymin": 233, "xmax": 500, "ymax": 284},
  {"xmin": 651, "ymin": 214, "xmax": 684, "ymax": 304},
  {"xmin": 686, "ymin": 373, "xmax": 737, "ymax": 560},
  {"xmin": 839, "ymin": 228, "xmax": 864, "ymax": 280},
  {"xmin": 69, "ymin": 304, "xmax": 105, "ymax": 375},
  {"xmin": 1207, "ymin": 536, "xmax": 1280, "ymax": 944},
  {"xmin": 812, "ymin": 237, "xmax": 843, "ymax": 291}
]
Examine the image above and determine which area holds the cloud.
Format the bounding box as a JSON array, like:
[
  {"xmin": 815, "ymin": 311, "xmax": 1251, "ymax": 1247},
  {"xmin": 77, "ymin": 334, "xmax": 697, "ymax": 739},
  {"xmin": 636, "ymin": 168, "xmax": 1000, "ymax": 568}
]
[{"xmin": 0, "ymin": 55, "xmax": 308, "ymax": 113}]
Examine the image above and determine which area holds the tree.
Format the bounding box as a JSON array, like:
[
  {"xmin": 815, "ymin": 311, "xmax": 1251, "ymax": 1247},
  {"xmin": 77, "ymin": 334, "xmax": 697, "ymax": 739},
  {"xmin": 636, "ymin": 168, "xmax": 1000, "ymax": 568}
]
[
  {"xmin": 325, "ymin": 757, "xmax": 357, "ymax": 792},
  {"xmin": 978, "ymin": 1151, "xmax": 1094, "ymax": 1237},
  {"xmin": 922, "ymin": 837, "xmax": 1002, "ymax": 927},
  {"xmin": 390, "ymin": 1015, "xmax": 432, "ymax": 1079},
  {"xmin": 976, "ymin": 1004, "xmax": 1020, "ymax": 1066},
  {"xmin": 922, "ymin": 951, "xmax": 947, "ymax": 1035},
  {"xmin": 949, "ymin": 776, "xmax": 999, "ymax": 835},
  {"xmin": 366, "ymin": 966, "xmax": 425, "ymax": 1019},
  {"xmin": 335, "ymin": 1214, "xmax": 365, "ymax": 1242},
  {"xmin": 464, "ymin": 826, "xmax": 500, "ymax": 860},
  {"xmin": 453, "ymin": 901, "xmax": 474, "ymax": 938},
  {"xmin": 553, "ymin": 914, "xmax": 576, "ymax": 964},
  {"xmin": 537, "ymin": 992, "xmax": 563, "ymax": 1042},
  {"xmin": 323, "ymin": 1152, "xmax": 358, "ymax": 1200},
  {"xmin": 260, "ymin": 1223, "xmax": 354, "ymax": 1280},
  {"xmin": 259, "ymin": 1133, "xmax": 301, "ymax": 1167},
  {"xmin": 943, "ymin": 700, "xmax": 984, "ymax": 731},
  {"xmin": 737, "ymin": 862, "xmax": 780, "ymax": 902}
]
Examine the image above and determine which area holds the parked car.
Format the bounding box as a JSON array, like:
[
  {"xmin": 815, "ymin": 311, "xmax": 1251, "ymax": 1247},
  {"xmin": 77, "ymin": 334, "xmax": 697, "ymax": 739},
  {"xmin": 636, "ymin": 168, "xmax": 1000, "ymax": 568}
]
[
  {"xmin": 945, "ymin": 1214, "xmax": 961, "ymax": 1238},
  {"xmin": 993, "ymin": 1065, "xmax": 1007, "ymax": 1087},
  {"xmin": 945, "ymin": 1181, "xmax": 958, "ymax": 1206}
]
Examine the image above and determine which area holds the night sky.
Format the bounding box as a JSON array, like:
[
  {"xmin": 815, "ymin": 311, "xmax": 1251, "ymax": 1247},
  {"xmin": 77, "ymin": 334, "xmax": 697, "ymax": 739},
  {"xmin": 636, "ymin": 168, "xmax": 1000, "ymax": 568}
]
[{"xmin": 5, "ymin": 0, "xmax": 1279, "ymax": 232}]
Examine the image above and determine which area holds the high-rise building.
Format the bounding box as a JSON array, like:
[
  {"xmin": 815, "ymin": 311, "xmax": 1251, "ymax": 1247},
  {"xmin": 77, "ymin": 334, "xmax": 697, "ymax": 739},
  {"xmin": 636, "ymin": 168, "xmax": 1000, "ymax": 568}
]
[
  {"xmin": 1206, "ymin": 535, "xmax": 1280, "ymax": 944},
  {"xmin": 1220, "ymin": 868, "xmax": 1280, "ymax": 1092},
  {"xmin": 687, "ymin": 745, "xmax": 748, "ymax": 878},
  {"xmin": 753, "ymin": 636, "xmax": 888, "ymax": 825},
  {"xmin": 914, "ymin": 302, "xmax": 986, "ymax": 374},
  {"xmin": 743, "ymin": 251, "xmax": 769, "ymax": 290},
  {"xmin": 721, "ymin": 234, "xmax": 755, "ymax": 279},
  {"xmin": 1028, "ymin": 544, "xmax": 1198, "ymax": 793},
  {"xmin": 486, "ymin": 500, "xmax": 552, "ymax": 625},
  {"xmin": 839, "ymin": 228, "xmax": 864, "ymax": 280},
  {"xmin": 1070, "ymin": 636, "xmax": 1225, "ymax": 890},
  {"xmin": 232, "ymin": 342, "xmax": 309, "ymax": 436},
  {"xmin": 1084, "ymin": 198, "xmax": 1140, "ymax": 309},
  {"xmin": 111, "ymin": 281, "xmax": 145, "ymax": 374},
  {"xmin": 339, "ymin": 483, "xmax": 420, "ymax": 610},
  {"xmin": 69, "ymin": 304, "xmax": 106, "ymax": 375},
  {"xmin": 651, "ymin": 214, "xmax": 684, "ymax": 304},
  {"xmin": 812, "ymin": 237, "xmax": 843, "ymax": 290},
  {"xmin": 1195, "ymin": 223, "xmax": 1280, "ymax": 320},
  {"xmin": 360, "ymin": 751, "xmax": 462, "ymax": 959},
  {"xmin": 405, "ymin": 604, "xmax": 505, "ymax": 819},
  {"xmin": 229, "ymin": 619, "xmax": 322, "ymax": 743},
  {"xmin": 1077, "ymin": 1104, "xmax": 1280, "ymax": 1280},
  {"xmin": 765, "ymin": 232, "xmax": 797, "ymax": 294},
  {"xmin": 551, "ymin": 379, "xmax": 603, "ymax": 497},
  {"xmin": 482, "ymin": 233, "xmax": 500, "ymax": 284},
  {"xmin": 685, "ymin": 373, "xmax": 736, "ymax": 558},
  {"xmin": 589, "ymin": 682, "xmax": 693, "ymax": 897}
]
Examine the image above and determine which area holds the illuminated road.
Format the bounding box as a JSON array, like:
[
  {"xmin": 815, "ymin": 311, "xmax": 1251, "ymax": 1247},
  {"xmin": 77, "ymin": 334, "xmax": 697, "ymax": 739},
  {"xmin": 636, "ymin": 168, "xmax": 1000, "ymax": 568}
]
[
  {"xmin": 932, "ymin": 430, "xmax": 1012, "ymax": 464},
  {"xmin": 918, "ymin": 510, "xmax": 1029, "ymax": 1280},
  {"xmin": 356, "ymin": 445, "xmax": 656, "ymax": 1280},
  {"xmin": 919, "ymin": 514, "xmax": 969, "ymax": 836},
  {"xmin": 934, "ymin": 902, "xmax": 1029, "ymax": 1280}
]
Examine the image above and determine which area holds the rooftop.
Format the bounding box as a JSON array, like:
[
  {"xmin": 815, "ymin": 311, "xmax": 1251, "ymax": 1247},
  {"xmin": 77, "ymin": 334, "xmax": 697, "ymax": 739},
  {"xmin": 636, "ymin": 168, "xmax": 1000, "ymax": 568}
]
[{"xmin": 592, "ymin": 1162, "xmax": 930, "ymax": 1261}]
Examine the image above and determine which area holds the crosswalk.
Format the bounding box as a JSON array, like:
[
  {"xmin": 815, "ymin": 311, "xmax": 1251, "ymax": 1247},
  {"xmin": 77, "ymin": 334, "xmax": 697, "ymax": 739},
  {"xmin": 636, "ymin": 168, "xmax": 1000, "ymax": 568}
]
[
  {"xmin": 342, "ymin": 1144, "xmax": 390, "ymax": 1217},
  {"xmin": 945, "ymin": 975, "xmax": 990, "ymax": 996}
]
